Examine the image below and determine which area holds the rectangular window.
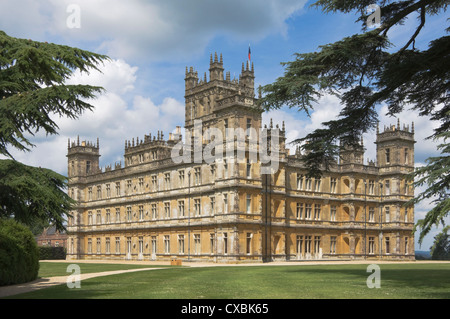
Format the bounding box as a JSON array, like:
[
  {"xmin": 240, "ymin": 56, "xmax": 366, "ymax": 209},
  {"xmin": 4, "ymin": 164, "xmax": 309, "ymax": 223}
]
[
  {"xmin": 139, "ymin": 237, "xmax": 144, "ymax": 258},
  {"xmin": 369, "ymin": 237, "xmax": 375, "ymax": 254},
  {"xmin": 246, "ymin": 195, "xmax": 251, "ymax": 213},
  {"xmin": 115, "ymin": 237, "xmax": 120, "ymax": 254},
  {"xmin": 194, "ymin": 198, "xmax": 201, "ymax": 216},
  {"xmin": 106, "ymin": 184, "xmax": 111, "ymax": 198},
  {"xmin": 386, "ymin": 148, "xmax": 390, "ymax": 163},
  {"xmin": 210, "ymin": 196, "xmax": 215, "ymax": 215},
  {"xmin": 369, "ymin": 207, "xmax": 375, "ymax": 222},
  {"xmin": 210, "ymin": 234, "xmax": 215, "ymax": 255},
  {"xmin": 115, "ymin": 182, "xmax": 121, "ymax": 196},
  {"xmin": 88, "ymin": 211, "xmax": 93, "ymax": 225},
  {"xmin": 139, "ymin": 177, "xmax": 144, "ymax": 192},
  {"xmin": 305, "ymin": 177, "xmax": 312, "ymax": 191},
  {"xmin": 178, "ymin": 235, "xmax": 185, "ymax": 254},
  {"xmin": 296, "ymin": 203, "xmax": 303, "ymax": 219},
  {"xmin": 151, "ymin": 236, "xmax": 157, "ymax": 256},
  {"xmin": 330, "ymin": 205, "xmax": 337, "ymax": 221},
  {"xmin": 97, "ymin": 185, "xmax": 102, "ymax": 199},
  {"xmin": 179, "ymin": 170, "xmax": 185, "ymax": 186},
  {"xmin": 314, "ymin": 178, "xmax": 321, "ymax": 192},
  {"xmin": 164, "ymin": 202, "xmax": 170, "ymax": 218},
  {"xmin": 385, "ymin": 180, "xmax": 390, "ymax": 195},
  {"xmin": 385, "ymin": 237, "xmax": 390, "ymax": 254},
  {"xmin": 330, "ymin": 236, "xmax": 336, "ymax": 254},
  {"xmin": 314, "ymin": 236, "xmax": 321, "ymax": 255},
  {"xmin": 194, "ymin": 234, "xmax": 201, "ymax": 255},
  {"xmin": 223, "ymin": 233, "xmax": 228, "ymax": 255},
  {"xmin": 330, "ymin": 177, "xmax": 337, "ymax": 193},
  {"xmin": 385, "ymin": 206, "xmax": 390, "ymax": 222},
  {"xmin": 223, "ymin": 194, "xmax": 228, "ymax": 213},
  {"xmin": 194, "ymin": 167, "xmax": 201, "ymax": 185},
  {"xmin": 297, "ymin": 174, "xmax": 303, "ymax": 190},
  {"xmin": 314, "ymin": 204, "xmax": 321, "ymax": 220},
  {"xmin": 127, "ymin": 206, "xmax": 132, "ymax": 222},
  {"xmin": 96, "ymin": 210, "xmax": 101, "ymax": 224},
  {"xmin": 368, "ymin": 180, "xmax": 375, "ymax": 195},
  {"xmin": 296, "ymin": 235, "xmax": 303, "ymax": 255},
  {"xmin": 305, "ymin": 204, "xmax": 312, "ymax": 219},
  {"xmin": 246, "ymin": 233, "xmax": 252, "ymax": 255},
  {"xmin": 88, "ymin": 238, "xmax": 92, "ymax": 254},
  {"xmin": 164, "ymin": 173, "xmax": 170, "ymax": 190},
  {"xmin": 106, "ymin": 209, "xmax": 111, "ymax": 224},
  {"xmin": 151, "ymin": 175, "xmax": 157, "ymax": 191},
  {"xmin": 106, "ymin": 237, "xmax": 110, "ymax": 254},
  {"xmin": 139, "ymin": 205, "xmax": 144, "ymax": 221},
  {"xmin": 115, "ymin": 208, "xmax": 120, "ymax": 223},
  {"xmin": 305, "ymin": 236, "xmax": 312, "ymax": 254},
  {"xmin": 178, "ymin": 200, "xmax": 185, "ymax": 217},
  {"xmin": 127, "ymin": 179, "xmax": 132, "ymax": 193},
  {"xmin": 164, "ymin": 235, "xmax": 170, "ymax": 254},
  {"xmin": 88, "ymin": 187, "xmax": 93, "ymax": 201},
  {"xmin": 96, "ymin": 238, "xmax": 101, "ymax": 254},
  {"xmin": 151, "ymin": 203, "xmax": 157, "ymax": 219}
]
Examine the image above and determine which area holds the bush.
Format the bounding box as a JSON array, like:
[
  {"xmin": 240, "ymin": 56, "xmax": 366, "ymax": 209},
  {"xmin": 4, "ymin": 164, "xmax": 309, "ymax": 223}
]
[
  {"xmin": 0, "ymin": 219, "xmax": 40, "ymax": 286},
  {"xmin": 39, "ymin": 246, "xmax": 66, "ymax": 260}
]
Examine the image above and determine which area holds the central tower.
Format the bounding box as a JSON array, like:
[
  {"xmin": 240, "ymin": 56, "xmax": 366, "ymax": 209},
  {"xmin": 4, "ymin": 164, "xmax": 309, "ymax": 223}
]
[{"xmin": 184, "ymin": 52, "xmax": 261, "ymax": 143}]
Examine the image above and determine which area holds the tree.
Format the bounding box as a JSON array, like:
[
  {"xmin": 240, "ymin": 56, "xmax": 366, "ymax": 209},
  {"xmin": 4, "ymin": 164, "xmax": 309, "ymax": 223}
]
[
  {"xmin": 258, "ymin": 0, "xmax": 449, "ymax": 244},
  {"xmin": 430, "ymin": 226, "xmax": 450, "ymax": 260},
  {"xmin": 0, "ymin": 31, "xmax": 109, "ymax": 231}
]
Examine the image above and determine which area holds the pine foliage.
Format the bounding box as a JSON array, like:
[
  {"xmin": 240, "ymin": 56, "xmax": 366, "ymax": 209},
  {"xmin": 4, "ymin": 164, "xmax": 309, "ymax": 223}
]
[{"xmin": 0, "ymin": 31, "xmax": 109, "ymax": 231}]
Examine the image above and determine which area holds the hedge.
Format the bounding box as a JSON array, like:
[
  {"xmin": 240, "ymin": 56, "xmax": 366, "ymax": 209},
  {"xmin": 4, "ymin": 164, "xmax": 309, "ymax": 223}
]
[
  {"xmin": 39, "ymin": 246, "xmax": 66, "ymax": 260},
  {"xmin": 0, "ymin": 219, "xmax": 40, "ymax": 286}
]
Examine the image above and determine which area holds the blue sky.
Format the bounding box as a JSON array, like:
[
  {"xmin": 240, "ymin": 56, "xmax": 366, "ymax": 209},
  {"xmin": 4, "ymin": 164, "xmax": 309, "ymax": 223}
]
[{"xmin": 1, "ymin": 0, "xmax": 447, "ymax": 250}]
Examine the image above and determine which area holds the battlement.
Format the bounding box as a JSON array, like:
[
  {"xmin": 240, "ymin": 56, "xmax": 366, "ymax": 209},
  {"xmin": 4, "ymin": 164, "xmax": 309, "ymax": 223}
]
[
  {"xmin": 67, "ymin": 136, "xmax": 100, "ymax": 155},
  {"xmin": 124, "ymin": 126, "xmax": 182, "ymax": 155},
  {"xmin": 376, "ymin": 119, "xmax": 415, "ymax": 143}
]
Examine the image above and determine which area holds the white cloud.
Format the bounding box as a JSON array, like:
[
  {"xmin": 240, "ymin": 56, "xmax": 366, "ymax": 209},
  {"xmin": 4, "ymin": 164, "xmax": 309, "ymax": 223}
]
[{"xmin": 0, "ymin": 0, "xmax": 307, "ymax": 61}]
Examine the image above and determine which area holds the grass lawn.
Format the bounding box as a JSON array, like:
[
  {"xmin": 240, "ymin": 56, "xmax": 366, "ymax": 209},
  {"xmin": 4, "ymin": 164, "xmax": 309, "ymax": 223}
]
[{"xmin": 5, "ymin": 262, "xmax": 450, "ymax": 299}]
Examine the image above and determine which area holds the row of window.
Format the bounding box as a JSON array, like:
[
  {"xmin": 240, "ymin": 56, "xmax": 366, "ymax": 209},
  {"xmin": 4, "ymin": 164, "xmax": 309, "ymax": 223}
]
[
  {"xmin": 294, "ymin": 204, "xmax": 410, "ymax": 223},
  {"xmin": 71, "ymin": 234, "xmax": 411, "ymax": 256},
  {"xmin": 294, "ymin": 174, "xmax": 411, "ymax": 196},
  {"xmin": 68, "ymin": 198, "xmax": 410, "ymax": 226},
  {"xmin": 76, "ymin": 232, "xmax": 245, "ymax": 256},
  {"xmin": 294, "ymin": 235, "xmax": 411, "ymax": 255},
  {"xmin": 75, "ymin": 195, "xmax": 231, "ymax": 226},
  {"xmin": 81, "ymin": 165, "xmax": 232, "ymax": 201}
]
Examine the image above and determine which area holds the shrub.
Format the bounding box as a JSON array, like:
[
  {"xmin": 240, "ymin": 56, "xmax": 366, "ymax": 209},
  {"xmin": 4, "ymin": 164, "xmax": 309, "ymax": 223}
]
[
  {"xmin": 0, "ymin": 219, "xmax": 40, "ymax": 286},
  {"xmin": 39, "ymin": 246, "xmax": 66, "ymax": 260}
]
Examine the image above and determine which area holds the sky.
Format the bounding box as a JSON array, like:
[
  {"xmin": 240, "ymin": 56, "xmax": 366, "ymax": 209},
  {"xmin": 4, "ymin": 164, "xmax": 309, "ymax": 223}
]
[{"xmin": 0, "ymin": 0, "xmax": 448, "ymax": 250}]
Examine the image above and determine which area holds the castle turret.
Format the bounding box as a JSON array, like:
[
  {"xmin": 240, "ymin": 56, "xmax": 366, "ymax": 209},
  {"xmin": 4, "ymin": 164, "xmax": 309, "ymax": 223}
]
[
  {"xmin": 67, "ymin": 137, "xmax": 100, "ymax": 177},
  {"xmin": 375, "ymin": 119, "xmax": 415, "ymax": 169}
]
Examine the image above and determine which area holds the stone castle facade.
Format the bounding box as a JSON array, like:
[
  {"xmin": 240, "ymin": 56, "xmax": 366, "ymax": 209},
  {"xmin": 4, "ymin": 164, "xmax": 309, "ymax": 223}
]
[{"xmin": 66, "ymin": 53, "xmax": 415, "ymax": 262}]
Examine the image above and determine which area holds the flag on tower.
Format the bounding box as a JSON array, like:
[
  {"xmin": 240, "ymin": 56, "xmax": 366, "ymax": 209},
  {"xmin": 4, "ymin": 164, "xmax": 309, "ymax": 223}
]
[{"xmin": 248, "ymin": 44, "xmax": 251, "ymax": 61}]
